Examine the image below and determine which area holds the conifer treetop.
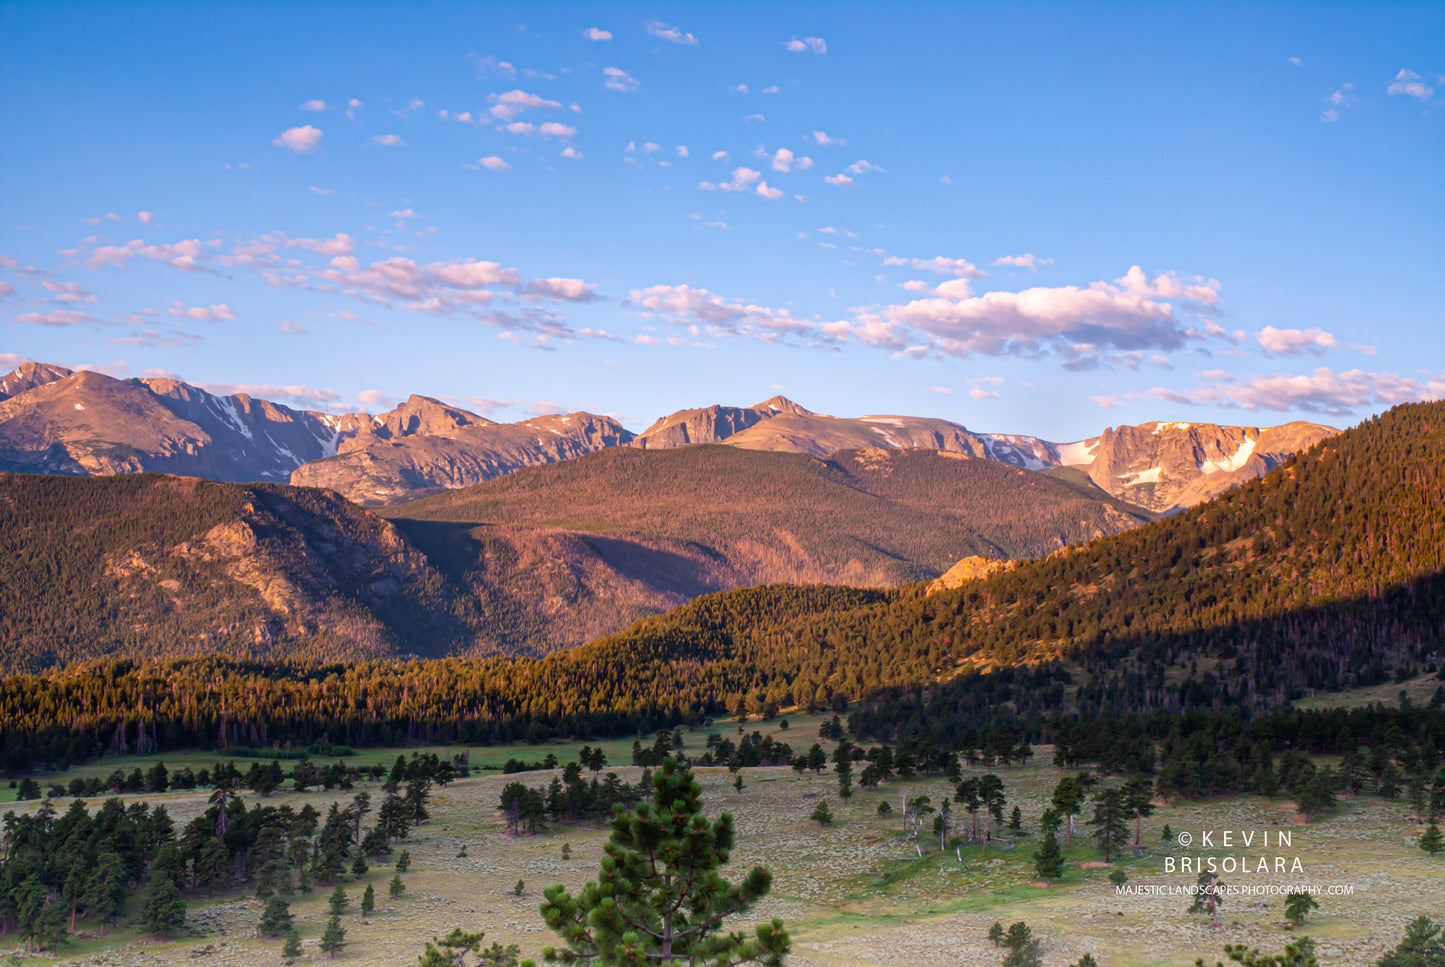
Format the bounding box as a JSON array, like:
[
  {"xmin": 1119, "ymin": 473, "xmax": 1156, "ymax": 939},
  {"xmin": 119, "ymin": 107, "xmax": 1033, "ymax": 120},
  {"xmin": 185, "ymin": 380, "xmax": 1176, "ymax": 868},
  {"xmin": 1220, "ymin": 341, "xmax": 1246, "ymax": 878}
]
[{"xmin": 531, "ymin": 758, "xmax": 789, "ymax": 967}]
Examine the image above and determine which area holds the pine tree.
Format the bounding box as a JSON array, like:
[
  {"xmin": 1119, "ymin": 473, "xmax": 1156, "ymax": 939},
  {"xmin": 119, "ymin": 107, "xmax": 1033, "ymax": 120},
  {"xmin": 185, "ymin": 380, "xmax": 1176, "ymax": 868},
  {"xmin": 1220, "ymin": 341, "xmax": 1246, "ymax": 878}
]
[
  {"xmin": 320, "ymin": 915, "xmax": 346, "ymax": 959},
  {"xmin": 140, "ymin": 873, "xmax": 187, "ymax": 937},
  {"xmin": 351, "ymin": 853, "xmax": 368, "ymax": 877},
  {"xmin": 260, "ymin": 897, "xmax": 295, "ymax": 936},
  {"xmin": 419, "ymin": 928, "xmax": 487, "ymax": 967},
  {"xmin": 328, "ymin": 884, "xmax": 349, "ymax": 916},
  {"xmin": 1033, "ymin": 832, "xmax": 1064, "ymax": 887},
  {"xmin": 810, "ymin": 799, "xmax": 834, "ymax": 826},
  {"xmin": 1088, "ymin": 786, "xmax": 1130, "ymax": 863},
  {"xmin": 1189, "ymin": 871, "xmax": 1226, "ymax": 928},
  {"xmin": 396, "ymin": 849, "xmax": 411, "ymax": 872},
  {"xmin": 361, "ymin": 884, "xmax": 375, "ymax": 917},
  {"xmin": 1284, "ymin": 891, "xmax": 1318, "ymax": 925},
  {"xmin": 1373, "ymin": 916, "xmax": 1445, "ymax": 967},
  {"xmin": 283, "ymin": 929, "xmax": 302, "ymax": 960},
  {"xmin": 1420, "ymin": 824, "xmax": 1445, "ymax": 858},
  {"xmin": 534, "ymin": 757, "xmax": 789, "ymax": 966},
  {"xmin": 390, "ymin": 874, "xmax": 406, "ymax": 898}
]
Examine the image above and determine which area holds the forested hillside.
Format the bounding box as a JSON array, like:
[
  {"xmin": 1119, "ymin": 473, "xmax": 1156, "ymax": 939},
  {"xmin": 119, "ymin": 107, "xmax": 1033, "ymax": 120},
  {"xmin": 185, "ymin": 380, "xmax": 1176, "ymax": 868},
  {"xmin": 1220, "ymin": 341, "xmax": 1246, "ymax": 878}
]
[{"xmin": 0, "ymin": 402, "xmax": 1440, "ymax": 770}]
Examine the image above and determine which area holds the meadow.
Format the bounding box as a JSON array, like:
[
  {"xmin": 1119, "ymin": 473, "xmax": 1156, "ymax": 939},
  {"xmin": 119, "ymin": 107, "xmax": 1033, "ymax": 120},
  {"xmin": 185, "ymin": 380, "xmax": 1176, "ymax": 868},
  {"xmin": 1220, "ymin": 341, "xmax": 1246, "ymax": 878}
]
[{"xmin": 2, "ymin": 712, "xmax": 1439, "ymax": 966}]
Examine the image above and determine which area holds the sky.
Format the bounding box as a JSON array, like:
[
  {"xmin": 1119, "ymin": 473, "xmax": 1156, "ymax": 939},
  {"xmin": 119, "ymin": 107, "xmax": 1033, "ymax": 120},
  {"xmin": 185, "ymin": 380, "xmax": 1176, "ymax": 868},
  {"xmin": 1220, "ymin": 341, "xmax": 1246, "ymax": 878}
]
[{"xmin": 1, "ymin": 1, "xmax": 1442, "ymax": 441}]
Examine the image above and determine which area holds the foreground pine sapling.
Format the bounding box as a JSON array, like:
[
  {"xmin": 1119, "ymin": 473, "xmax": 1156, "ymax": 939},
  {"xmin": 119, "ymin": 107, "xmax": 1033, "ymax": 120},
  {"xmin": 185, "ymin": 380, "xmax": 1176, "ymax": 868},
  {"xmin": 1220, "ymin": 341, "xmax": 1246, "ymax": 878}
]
[
  {"xmin": 530, "ymin": 757, "xmax": 789, "ymax": 966},
  {"xmin": 1284, "ymin": 890, "xmax": 1318, "ymax": 925}
]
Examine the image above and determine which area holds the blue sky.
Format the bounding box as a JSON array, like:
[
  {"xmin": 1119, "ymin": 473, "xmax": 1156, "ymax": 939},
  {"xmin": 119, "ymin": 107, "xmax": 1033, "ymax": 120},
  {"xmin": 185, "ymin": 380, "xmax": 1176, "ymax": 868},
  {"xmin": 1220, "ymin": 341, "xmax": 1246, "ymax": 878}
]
[{"xmin": 1, "ymin": 1, "xmax": 1441, "ymax": 440}]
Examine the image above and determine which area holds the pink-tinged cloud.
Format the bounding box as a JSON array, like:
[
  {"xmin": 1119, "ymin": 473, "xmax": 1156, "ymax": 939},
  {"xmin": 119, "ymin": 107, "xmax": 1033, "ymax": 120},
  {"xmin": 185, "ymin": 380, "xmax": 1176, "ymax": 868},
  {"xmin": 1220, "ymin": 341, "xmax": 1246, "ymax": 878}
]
[
  {"xmin": 425, "ymin": 259, "xmax": 523, "ymax": 289},
  {"xmin": 488, "ymin": 89, "xmax": 562, "ymax": 120},
  {"xmin": 1255, "ymin": 325, "xmax": 1340, "ymax": 356},
  {"xmin": 16, "ymin": 309, "xmax": 96, "ymax": 326},
  {"xmin": 561, "ymin": 146, "xmax": 584, "ymax": 160},
  {"xmin": 290, "ymin": 233, "xmax": 355, "ymax": 256},
  {"xmin": 583, "ymin": 27, "xmax": 612, "ymax": 41},
  {"xmin": 0, "ymin": 281, "xmax": 14, "ymax": 297},
  {"xmin": 42, "ymin": 279, "xmax": 98, "ymax": 302},
  {"xmin": 82, "ymin": 237, "xmax": 208, "ymax": 272},
  {"xmin": 477, "ymin": 155, "xmax": 512, "ymax": 171},
  {"xmin": 755, "ymin": 181, "xmax": 784, "ymax": 199},
  {"xmin": 1386, "ymin": 68, "xmax": 1435, "ymax": 100},
  {"xmin": 883, "ymin": 255, "xmax": 986, "ymax": 278},
  {"xmin": 602, "ymin": 67, "xmax": 640, "ymax": 92},
  {"xmin": 783, "ymin": 36, "xmax": 827, "ymax": 54},
  {"xmin": 1157, "ymin": 367, "xmax": 1445, "ymax": 415},
  {"xmin": 169, "ymin": 301, "xmax": 235, "ymax": 322},
  {"xmin": 811, "ymin": 130, "xmax": 843, "ymax": 147},
  {"xmin": 299, "ymin": 99, "xmax": 328, "ymax": 112},
  {"xmin": 993, "ymin": 253, "xmax": 1054, "ymax": 271},
  {"xmin": 644, "ymin": 20, "xmax": 697, "ymax": 45},
  {"xmin": 862, "ymin": 265, "xmax": 1222, "ymax": 360},
  {"xmin": 525, "ymin": 277, "xmax": 598, "ymax": 301},
  {"xmin": 273, "ymin": 125, "xmax": 323, "ymax": 153},
  {"xmin": 824, "ymin": 173, "xmax": 854, "ymax": 187},
  {"xmin": 199, "ymin": 381, "xmax": 344, "ymax": 410},
  {"xmin": 371, "ymin": 134, "xmax": 406, "ymax": 146},
  {"xmin": 137, "ymin": 211, "xmax": 155, "ymax": 223},
  {"xmin": 630, "ymin": 283, "xmax": 835, "ymax": 344}
]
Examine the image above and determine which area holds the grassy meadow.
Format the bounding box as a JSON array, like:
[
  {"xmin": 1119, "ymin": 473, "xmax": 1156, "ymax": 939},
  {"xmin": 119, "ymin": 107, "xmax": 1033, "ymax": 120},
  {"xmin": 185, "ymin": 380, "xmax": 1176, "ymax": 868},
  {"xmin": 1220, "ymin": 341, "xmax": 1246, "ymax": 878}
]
[{"xmin": 1, "ymin": 712, "xmax": 1440, "ymax": 966}]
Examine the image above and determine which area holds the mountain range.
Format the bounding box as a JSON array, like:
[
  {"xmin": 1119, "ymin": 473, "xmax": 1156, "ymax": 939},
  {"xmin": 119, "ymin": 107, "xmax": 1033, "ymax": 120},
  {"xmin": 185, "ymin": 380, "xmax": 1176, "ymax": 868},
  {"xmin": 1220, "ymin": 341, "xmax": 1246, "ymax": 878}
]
[{"xmin": 0, "ymin": 361, "xmax": 1335, "ymax": 512}]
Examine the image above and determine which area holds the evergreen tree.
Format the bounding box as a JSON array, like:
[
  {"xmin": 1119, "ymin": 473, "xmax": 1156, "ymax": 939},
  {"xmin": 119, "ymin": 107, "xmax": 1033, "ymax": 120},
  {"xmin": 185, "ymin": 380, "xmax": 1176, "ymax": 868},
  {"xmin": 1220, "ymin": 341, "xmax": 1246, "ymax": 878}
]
[
  {"xmin": 1189, "ymin": 871, "xmax": 1226, "ymax": 928},
  {"xmin": 361, "ymin": 883, "xmax": 375, "ymax": 917},
  {"xmin": 533, "ymin": 757, "xmax": 789, "ymax": 966},
  {"xmin": 260, "ymin": 897, "xmax": 294, "ymax": 936},
  {"xmin": 1001, "ymin": 922, "xmax": 1043, "ymax": 967},
  {"xmin": 1032, "ymin": 832, "xmax": 1064, "ymax": 887},
  {"xmin": 328, "ymin": 884, "xmax": 350, "ymax": 916},
  {"xmin": 397, "ymin": 848, "xmax": 412, "ymax": 872},
  {"xmin": 419, "ymin": 928, "xmax": 487, "ymax": 967},
  {"xmin": 283, "ymin": 929, "xmax": 302, "ymax": 960},
  {"xmin": 1373, "ymin": 916, "xmax": 1445, "ymax": 967},
  {"xmin": 320, "ymin": 915, "xmax": 346, "ymax": 959},
  {"xmin": 1420, "ymin": 824, "xmax": 1445, "ymax": 858},
  {"xmin": 390, "ymin": 874, "xmax": 406, "ymax": 898},
  {"xmin": 810, "ymin": 800, "xmax": 834, "ymax": 826},
  {"xmin": 1284, "ymin": 891, "xmax": 1318, "ymax": 926},
  {"xmin": 1087, "ymin": 786, "xmax": 1130, "ymax": 863},
  {"xmin": 140, "ymin": 872, "xmax": 187, "ymax": 937}
]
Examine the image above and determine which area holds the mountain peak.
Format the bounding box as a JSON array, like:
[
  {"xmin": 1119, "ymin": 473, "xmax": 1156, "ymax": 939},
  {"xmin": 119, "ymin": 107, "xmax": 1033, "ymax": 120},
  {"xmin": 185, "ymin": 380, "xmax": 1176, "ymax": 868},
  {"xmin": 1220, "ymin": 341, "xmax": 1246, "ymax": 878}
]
[
  {"xmin": 749, "ymin": 395, "xmax": 813, "ymax": 417},
  {"xmin": 0, "ymin": 362, "xmax": 73, "ymax": 401}
]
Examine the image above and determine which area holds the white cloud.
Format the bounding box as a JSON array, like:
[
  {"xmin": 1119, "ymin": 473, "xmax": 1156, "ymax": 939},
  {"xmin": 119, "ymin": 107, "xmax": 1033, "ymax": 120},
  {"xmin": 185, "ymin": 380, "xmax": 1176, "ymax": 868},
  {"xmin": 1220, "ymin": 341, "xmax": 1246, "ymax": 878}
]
[
  {"xmin": 968, "ymin": 387, "xmax": 998, "ymax": 399},
  {"xmin": 846, "ymin": 159, "xmax": 884, "ymax": 175},
  {"xmin": 169, "ymin": 301, "xmax": 236, "ymax": 322},
  {"xmin": 771, "ymin": 148, "xmax": 796, "ymax": 172},
  {"xmin": 371, "ymin": 134, "xmax": 406, "ymax": 146},
  {"xmin": 763, "ymin": 85, "xmax": 780, "ymax": 94},
  {"xmin": 137, "ymin": 211, "xmax": 154, "ymax": 223},
  {"xmin": 489, "ymin": 89, "xmax": 562, "ymax": 120},
  {"xmin": 1255, "ymin": 325, "xmax": 1340, "ymax": 355},
  {"xmin": 734, "ymin": 84, "xmax": 749, "ymax": 94},
  {"xmin": 939, "ymin": 175, "xmax": 952, "ymax": 185},
  {"xmin": 200, "ymin": 381, "xmax": 344, "ymax": 410},
  {"xmin": 783, "ymin": 36, "xmax": 827, "ymax": 54},
  {"xmin": 712, "ymin": 150, "xmax": 729, "ymax": 161},
  {"xmin": 603, "ymin": 67, "xmax": 640, "ymax": 92},
  {"xmin": 644, "ymin": 20, "xmax": 697, "ymax": 45},
  {"xmin": 273, "ymin": 125, "xmax": 323, "ymax": 153},
  {"xmin": 811, "ymin": 130, "xmax": 843, "ymax": 147},
  {"xmin": 992, "ymin": 253, "xmax": 1054, "ymax": 271},
  {"xmin": 299, "ymin": 99, "xmax": 328, "ymax": 112},
  {"xmin": 561, "ymin": 146, "xmax": 584, "ymax": 160},
  {"xmin": 470, "ymin": 55, "xmax": 517, "ymax": 77},
  {"xmin": 280, "ymin": 320, "xmax": 308, "ymax": 334},
  {"xmin": 583, "ymin": 27, "xmax": 612, "ymax": 41},
  {"xmin": 477, "ymin": 155, "xmax": 512, "ymax": 171},
  {"xmin": 1321, "ymin": 82, "xmax": 1355, "ymax": 122},
  {"xmin": 700, "ymin": 167, "xmax": 767, "ymax": 194},
  {"xmin": 743, "ymin": 113, "xmax": 766, "ymax": 123},
  {"xmin": 676, "ymin": 145, "xmax": 689, "ymax": 157},
  {"xmin": 1386, "ymin": 68, "xmax": 1435, "ymax": 100},
  {"xmin": 1288, "ymin": 57, "xmax": 1302, "ymax": 67},
  {"xmin": 883, "ymin": 255, "xmax": 985, "ymax": 278},
  {"xmin": 756, "ymin": 181, "xmax": 784, "ymax": 200},
  {"xmin": 345, "ymin": 98, "xmax": 363, "ymax": 119},
  {"xmin": 505, "ymin": 121, "xmax": 577, "ymax": 139},
  {"xmin": 425, "ymin": 259, "xmax": 522, "ymax": 289},
  {"xmin": 309, "ymin": 185, "xmax": 334, "ymax": 196},
  {"xmin": 824, "ymin": 173, "xmax": 854, "ymax": 187}
]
